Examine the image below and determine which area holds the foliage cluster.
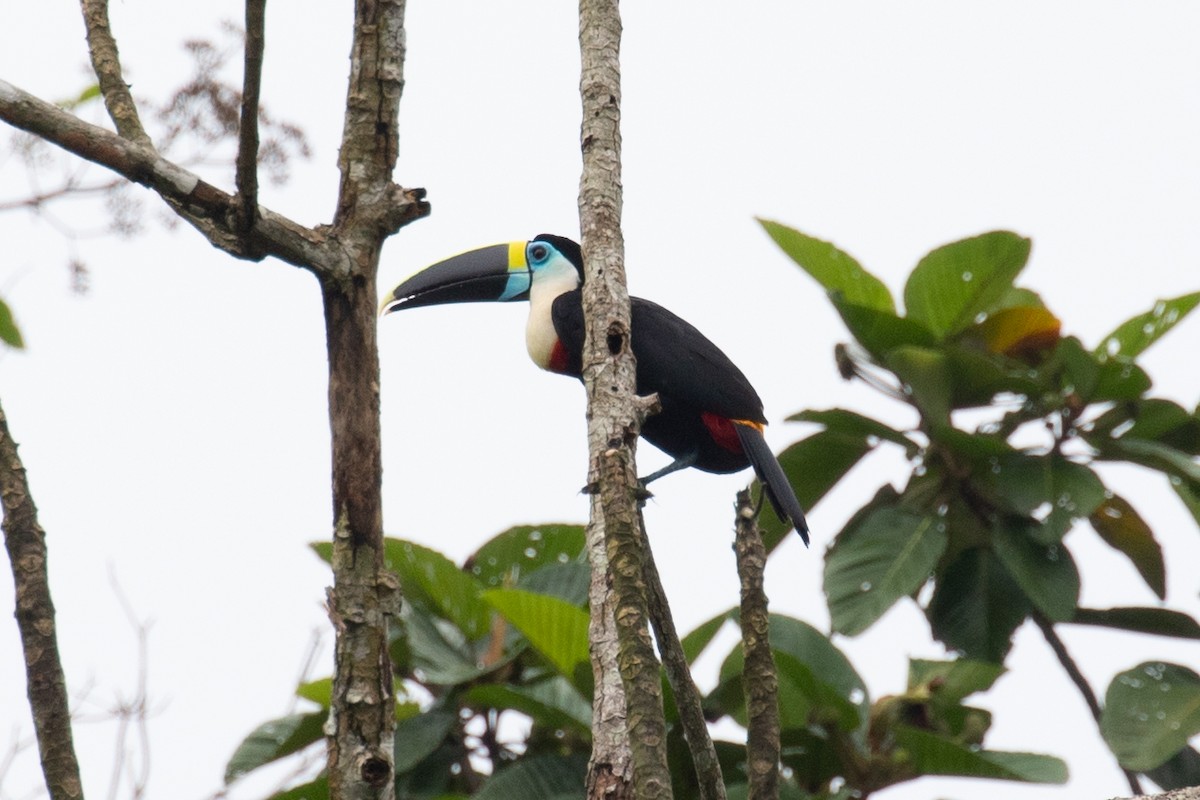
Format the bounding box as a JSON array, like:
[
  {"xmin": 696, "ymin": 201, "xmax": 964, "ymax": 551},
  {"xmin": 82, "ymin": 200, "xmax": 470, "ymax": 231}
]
[{"xmin": 226, "ymin": 225, "xmax": 1200, "ymax": 798}]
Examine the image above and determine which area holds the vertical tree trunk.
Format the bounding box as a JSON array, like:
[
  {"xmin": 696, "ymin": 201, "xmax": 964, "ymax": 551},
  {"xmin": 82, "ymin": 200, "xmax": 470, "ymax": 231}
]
[{"xmin": 577, "ymin": 1, "xmax": 673, "ymax": 798}]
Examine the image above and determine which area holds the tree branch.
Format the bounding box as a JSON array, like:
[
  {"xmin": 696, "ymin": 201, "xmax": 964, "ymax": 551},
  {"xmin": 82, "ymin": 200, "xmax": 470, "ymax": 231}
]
[
  {"xmin": 79, "ymin": 0, "xmax": 152, "ymax": 147},
  {"xmin": 734, "ymin": 490, "xmax": 779, "ymax": 800},
  {"xmin": 641, "ymin": 511, "xmax": 726, "ymax": 800},
  {"xmin": 235, "ymin": 0, "xmax": 267, "ymax": 238},
  {"xmin": 1031, "ymin": 612, "xmax": 1143, "ymax": 796},
  {"xmin": 578, "ymin": 0, "xmax": 672, "ymax": 797},
  {"xmin": 0, "ymin": 78, "xmax": 428, "ymax": 274},
  {"xmin": 0, "ymin": 396, "xmax": 84, "ymax": 800},
  {"xmin": 323, "ymin": 1, "xmax": 414, "ymax": 798}
]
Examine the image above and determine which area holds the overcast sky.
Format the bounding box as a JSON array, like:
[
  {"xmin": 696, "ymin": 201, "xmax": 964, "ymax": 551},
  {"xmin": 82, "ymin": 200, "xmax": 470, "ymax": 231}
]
[{"xmin": 2, "ymin": 3, "xmax": 1199, "ymax": 799}]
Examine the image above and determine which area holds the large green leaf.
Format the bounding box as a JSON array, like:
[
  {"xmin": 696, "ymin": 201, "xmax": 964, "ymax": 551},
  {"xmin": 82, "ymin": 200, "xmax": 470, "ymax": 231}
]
[
  {"xmin": 1091, "ymin": 357, "xmax": 1153, "ymax": 401},
  {"xmin": 1072, "ymin": 607, "xmax": 1200, "ymax": 640},
  {"xmin": 928, "ymin": 548, "xmax": 1029, "ymax": 663},
  {"xmin": 974, "ymin": 454, "xmax": 1107, "ymax": 544},
  {"xmin": 1101, "ymin": 662, "xmax": 1200, "ymax": 771},
  {"xmin": 1104, "ymin": 436, "xmax": 1200, "ymax": 487},
  {"xmin": 394, "ymin": 709, "xmax": 458, "ymax": 774},
  {"xmin": 482, "ymin": 589, "xmax": 590, "ymax": 691},
  {"xmin": 884, "ymin": 346, "xmax": 952, "ymax": 422},
  {"xmin": 268, "ymin": 775, "xmax": 328, "ymax": 800},
  {"xmin": 465, "ymin": 676, "xmax": 592, "ymax": 735},
  {"xmin": 1095, "ymin": 291, "xmax": 1200, "ymax": 362},
  {"xmin": 401, "ymin": 600, "xmax": 498, "ymax": 685},
  {"xmin": 824, "ymin": 507, "xmax": 947, "ymax": 636},
  {"xmin": 789, "ymin": 408, "xmax": 919, "ymax": 457},
  {"xmin": 383, "ymin": 539, "xmax": 492, "ymax": 640},
  {"xmin": 715, "ymin": 615, "xmax": 869, "ymax": 729},
  {"xmin": 1123, "ymin": 399, "xmax": 1200, "ymax": 453},
  {"xmin": 518, "ymin": 561, "xmax": 590, "ymax": 607},
  {"xmin": 468, "ymin": 524, "xmax": 587, "ymax": 590},
  {"xmin": 907, "ymin": 659, "xmax": 1006, "ymax": 705},
  {"xmin": 892, "ymin": 725, "xmax": 1068, "ymax": 783},
  {"xmin": 1144, "ymin": 746, "xmax": 1200, "ymax": 791},
  {"xmin": 225, "ymin": 712, "xmax": 326, "ymax": 783},
  {"xmin": 903, "ymin": 232, "xmax": 1032, "ymax": 338},
  {"xmin": 473, "ymin": 754, "xmax": 588, "ymax": 800},
  {"xmin": 758, "ymin": 428, "xmax": 875, "ymax": 551},
  {"xmin": 1089, "ymin": 494, "xmax": 1166, "ymax": 599},
  {"xmin": 774, "ymin": 651, "xmax": 861, "ymax": 732},
  {"xmin": 1172, "ymin": 475, "xmax": 1200, "ymax": 526},
  {"xmin": 680, "ymin": 607, "xmax": 736, "ymax": 664},
  {"xmin": 830, "ymin": 295, "xmax": 937, "ymax": 361},
  {"xmin": 0, "ymin": 298, "xmax": 24, "ymax": 349},
  {"xmin": 758, "ymin": 219, "xmax": 894, "ymax": 311},
  {"xmin": 990, "ymin": 520, "xmax": 1080, "ymax": 622}
]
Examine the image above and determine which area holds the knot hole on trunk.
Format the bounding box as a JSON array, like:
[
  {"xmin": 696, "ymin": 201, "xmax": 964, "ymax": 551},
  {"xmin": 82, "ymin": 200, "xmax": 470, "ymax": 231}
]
[{"xmin": 605, "ymin": 322, "xmax": 626, "ymax": 357}]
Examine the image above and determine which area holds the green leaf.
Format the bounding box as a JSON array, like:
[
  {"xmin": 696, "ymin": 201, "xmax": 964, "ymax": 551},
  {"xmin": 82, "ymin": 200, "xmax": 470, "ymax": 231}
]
[
  {"xmin": 892, "ymin": 725, "xmax": 1068, "ymax": 783},
  {"xmin": 1095, "ymin": 291, "xmax": 1200, "ymax": 362},
  {"xmin": 715, "ymin": 615, "xmax": 869, "ymax": 730},
  {"xmin": 907, "ymin": 659, "xmax": 1006, "ymax": 705},
  {"xmin": 1103, "ymin": 436, "xmax": 1200, "ymax": 487},
  {"xmin": 942, "ymin": 346, "xmax": 1043, "ymax": 409},
  {"xmin": 1101, "ymin": 662, "xmax": 1200, "ymax": 771},
  {"xmin": 482, "ymin": 589, "xmax": 591, "ymax": 691},
  {"xmin": 775, "ymin": 651, "xmax": 861, "ymax": 732},
  {"xmin": 465, "ymin": 676, "xmax": 592, "ymax": 736},
  {"xmin": 903, "ymin": 231, "xmax": 1032, "ymax": 338},
  {"xmin": 1072, "ymin": 607, "xmax": 1200, "ymax": 640},
  {"xmin": 974, "ymin": 454, "xmax": 1107, "ymax": 543},
  {"xmin": 0, "ymin": 299, "xmax": 24, "ymax": 349},
  {"xmin": 401, "ymin": 600, "xmax": 496, "ymax": 685},
  {"xmin": 830, "ymin": 295, "xmax": 937, "ymax": 360},
  {"xmin": 473, "ymin": 754, "xmax": 588, "ymax": 800},
  {"xmin": 224, "ymin": 712, "xmax": 326, "ymax": 783},
  {"xmin": 267, "ymin": 775, "xmax": 328, "ymax": 800},
  {"xmin": 394, "ymin": 709, "xmax": 458, "ymax": 774},
  {"xmin": 788, "ymin": 408, "xmax": 919, "ymax": 457},
  {"xmin": 758, "ymin": 428, "xmax": 874, "ymax": 551},
  {"xmin": 990, "ymin": 521, "xmax": 1080, "ymax": 622},
  {"xmin": 824, "ymin": 507, "xmax": 948, "ymax": 636},
  {"xmin": 1089, "ymin": 494, "xmax": 1166, "ymax": 599},
  {"xmin": 1124, "ymin": 399, "xmax": 1200, "ymax": 452},
  {"xmin": 929, "ymin": 548, "xmax": 1030, "ymax": 663},
  {"xmin": 518, "ymin": 561, "xmax": 590, "ymax": 607},
  {"xmin": 758, "ymin": 219, "xmax": 894, "ymax": 311},
  {"xmin": 1092, "ymin": 357, "xmax": 1152, "ymax": 401},
  {"xmin": 468, "ymin": 524, "xmax": 587, "ymax": 590},
  {"xmin": 295, "ymin": 678, "xmax": 332, "ymax": 709},
  {"xmin": 681, "ymin": 607, "xmax": 736, "ymax": 663},
  {"xmin": 885, "ymin": 346, "xmax": 953, "ymax": 422},
  {"xmin": 1172, "ymin": 475, "xmax": 1200, "ymax": 526},
  {"xmin": 384, "ymin": 539, "xmax": 491, "ymax": 640},
  {"xmin": 57, "ymin": 83, "xmax": 101, "ymax": 110},
  {"xmin": 1144, "ymin": 746, "xmax": 1200, "ymax": 791}
]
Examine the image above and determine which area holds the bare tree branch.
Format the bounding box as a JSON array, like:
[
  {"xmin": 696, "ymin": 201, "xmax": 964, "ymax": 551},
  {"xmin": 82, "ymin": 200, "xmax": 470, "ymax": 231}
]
[
  {"xmin": 0, "ymin": 396, "xmax": 84, "ymax": 800},
  {"xmin": 577, "ymin": 0, "xmax": 672, "ymax": 797},
  {"xmin": 322, "ymin": 1, "xmax": 414, "ymax": 798},
  {"xmin": 641, "ymin": 512, "xmax": 726, "ymax": 800},
  {"xmin": 1032, "ymin": 613, "xmax": 1144, "ymax": 796},
  {"xmin": 0, "ymin": 79, "xmax": 428, "ymax": 274},
  {"xmin": 734, "ymin": 490, "xmax": 779, "ymax": 800},
  {"xmin": 235, "ymin": 0, "xmax": 267, "ymax": 238},
  {"xmin": 79, "ymin": 0, "xmax": 152, "ymax": 147}
]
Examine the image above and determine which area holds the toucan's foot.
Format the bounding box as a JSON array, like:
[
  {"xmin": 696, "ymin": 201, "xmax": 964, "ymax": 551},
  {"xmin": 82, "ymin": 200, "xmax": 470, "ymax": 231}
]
[{"xmin": 638, "ymin": 450, "xmax": 700, "ymax": 486}]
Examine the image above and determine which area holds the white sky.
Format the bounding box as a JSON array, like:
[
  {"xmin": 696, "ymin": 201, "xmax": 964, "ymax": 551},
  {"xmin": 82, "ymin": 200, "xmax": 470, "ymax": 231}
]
[{"xmin": 2, "ymin": 2, "xmax": 1199, "ymax": 799}]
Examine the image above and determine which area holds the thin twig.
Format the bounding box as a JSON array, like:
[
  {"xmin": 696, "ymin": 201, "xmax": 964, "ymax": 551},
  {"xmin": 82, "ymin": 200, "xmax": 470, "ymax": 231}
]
[
  {"xmin": 236, "ymin": 0, "xmax": 266, "ymax": 237},
  {"xmin": 79, "ymin": 0, "xmax": 153, "ymax": 147},
  {"xmin": 0, "ymin": 396, "xmax": 84, "ymax": 800},
  {"xmin": 1031, "ymin": 612, "xmax": 1143, "ymax": 796},
  {"xmin": 734, "ymin": 490, "xmax": 780, "ymax": 800},
  {"xmin": 640, "ymin": 510, "xmax": 727, "ymax": 800}
]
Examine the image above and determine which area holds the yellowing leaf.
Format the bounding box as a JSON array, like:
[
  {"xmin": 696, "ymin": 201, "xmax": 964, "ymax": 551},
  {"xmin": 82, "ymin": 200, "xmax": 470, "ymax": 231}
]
[{"xmin": 974, "ymin": 306, "xmax": 1061, "ymax": 358}]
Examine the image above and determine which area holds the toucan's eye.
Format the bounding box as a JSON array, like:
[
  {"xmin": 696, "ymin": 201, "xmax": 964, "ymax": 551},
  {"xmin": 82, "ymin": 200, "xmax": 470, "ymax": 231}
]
[{"xmin": 529, "ymin": 243, "xmax": 550, "ymax": 264}]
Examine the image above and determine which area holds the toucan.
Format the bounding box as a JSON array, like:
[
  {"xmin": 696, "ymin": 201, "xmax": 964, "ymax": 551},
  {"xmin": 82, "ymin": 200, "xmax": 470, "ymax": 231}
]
[{"xmin": 380, "ymin": 234, "xmax": 809, "ymax": 543}]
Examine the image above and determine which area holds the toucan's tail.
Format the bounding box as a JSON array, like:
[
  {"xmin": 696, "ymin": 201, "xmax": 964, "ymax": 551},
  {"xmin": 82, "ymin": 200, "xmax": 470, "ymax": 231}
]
[{"xmin": 734, "ymin": 422, "xmax": 810, "ymax": 545}]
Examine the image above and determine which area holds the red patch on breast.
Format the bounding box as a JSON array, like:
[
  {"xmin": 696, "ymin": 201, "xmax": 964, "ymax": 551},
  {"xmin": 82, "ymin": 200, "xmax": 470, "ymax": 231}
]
[
  {"xmin": 701, "ymin": 412, "xmax": 744, "ymax": 454},
  {"xmin": 548, "ymin": 340, "xmax": 573, "ymax": 375}
]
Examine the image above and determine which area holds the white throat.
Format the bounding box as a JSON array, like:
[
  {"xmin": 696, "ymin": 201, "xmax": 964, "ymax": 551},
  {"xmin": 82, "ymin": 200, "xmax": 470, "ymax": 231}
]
[{"xmin": 525, "ymin": 260, "xmax": 579, "ymax": 370}]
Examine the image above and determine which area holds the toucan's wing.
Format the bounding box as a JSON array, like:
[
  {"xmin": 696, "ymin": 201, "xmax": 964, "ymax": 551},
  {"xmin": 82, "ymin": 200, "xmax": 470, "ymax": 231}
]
[
  {"xmin": 628, "ymin": 297, "xmax": 766, "ymax": 421},
  {"xmin": 552, "ymin": 294, "xmax": 763, "ymax": 420}
]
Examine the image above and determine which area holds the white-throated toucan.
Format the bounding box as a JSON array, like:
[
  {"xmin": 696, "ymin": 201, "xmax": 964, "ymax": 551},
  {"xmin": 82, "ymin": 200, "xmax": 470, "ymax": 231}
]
[{"xmin": 380, "ymin": 234, "xmax": 809, "ymax": 543}]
